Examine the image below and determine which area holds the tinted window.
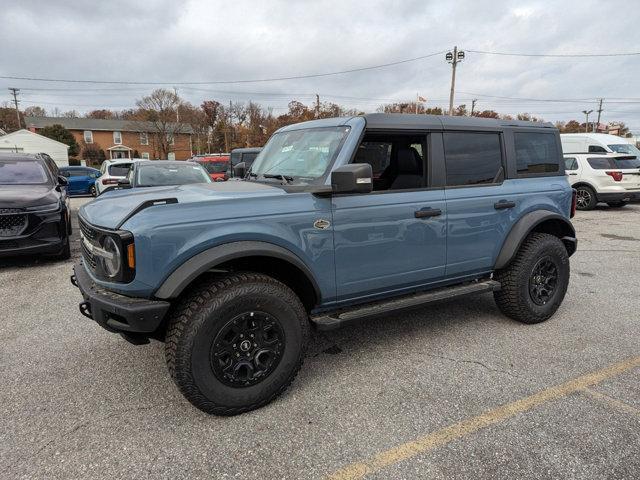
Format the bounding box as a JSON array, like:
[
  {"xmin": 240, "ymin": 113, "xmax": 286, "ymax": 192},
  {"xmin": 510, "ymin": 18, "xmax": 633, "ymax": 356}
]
[
  {"xmin": 109, "ymin": 163, "xmax": 132, "ymax": 176},
  {"xmin": 613, "ymin": 157, "xmax": 640, "ymax": 169},
  {"xmin": 587, "ymin": 158, "xmax": 612, "ymax": 169},
  {"xmin": 243, "ymin": 152, "xmax": 259, "ymax": 167},
  {"xmin": 198, "ymin": 161, "xmax": 228, "ymax": 174},
  {"xmin": 68, "ymin": 169, "xmax": 88, "ymax": 177},
  {"xmin": 514, "ymin": 132, "xmax": 559, "ymax": 175},
  {"xmin": 0, "ymin": 160, "xmax": 50, "ymax": 185},
  {"xmin": 588, "ymin": 145, "xmax": 607, "ymax": 153},
  {"xmin": 137, "ymin": 163, "xmax": 211, "ymax": 186},
  {"xmin": 355, "ymin": 141, "xmax": 392, "ymax": 176},
  {"xmin": 564, "ymin": 157, "xmax": 578, "ymax": 170},
  {"xmin": 444, "ymin": 132, "xmax": 503, "ymax": 186},
  {"xmin": 230, "ymin": 152, "xmax": 242, "ymax": 167}
]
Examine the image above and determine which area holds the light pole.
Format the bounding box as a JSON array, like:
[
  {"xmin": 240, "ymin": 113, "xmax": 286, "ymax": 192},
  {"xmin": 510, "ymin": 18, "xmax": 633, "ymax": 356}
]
[
  {"xmin": 582, "ymin": 110, "xmax": 593, "ymax": 133},
  {"xmin": 446, "ymin": 47, "xmax": 465, "ymax": 116}
]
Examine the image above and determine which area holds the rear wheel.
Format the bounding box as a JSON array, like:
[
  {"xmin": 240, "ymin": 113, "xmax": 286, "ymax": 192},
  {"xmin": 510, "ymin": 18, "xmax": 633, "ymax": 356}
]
[
  {"xmin": 607, "ymin": 201, "xmax": 627, "ymax": 208},
  {"xmin": 494, "ymin": 233, "xmax": 569, "ymax": 324},
  {"xmin": 575, "ymin": 186, "xmax": 597, "ymax": 210},
  {"xmin": 89, "ymin": 184, "xmax": 97, "ymax": 197},
  {"xmin": 165, "ymin": 272, "xmax": 309, "ymax": 415}
]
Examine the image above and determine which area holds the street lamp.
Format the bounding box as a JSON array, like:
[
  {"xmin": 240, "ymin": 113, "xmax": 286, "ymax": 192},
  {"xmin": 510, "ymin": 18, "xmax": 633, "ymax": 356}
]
[{"xmin": 582, "ymin": 110, "xmax": 594, "ymax": 133}]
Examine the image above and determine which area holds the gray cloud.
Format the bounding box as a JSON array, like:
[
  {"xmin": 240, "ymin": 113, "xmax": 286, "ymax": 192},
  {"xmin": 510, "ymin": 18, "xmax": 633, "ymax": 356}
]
[{"xmin": 2, "ymin": 0, "xmax": 639, "ymax": 131}]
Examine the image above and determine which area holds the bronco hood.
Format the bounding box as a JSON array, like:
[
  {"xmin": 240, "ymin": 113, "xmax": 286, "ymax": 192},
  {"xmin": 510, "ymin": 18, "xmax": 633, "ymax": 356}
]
[{"xmin": 80, "ymin": 181, "xmax": 285, "ymax": 229}]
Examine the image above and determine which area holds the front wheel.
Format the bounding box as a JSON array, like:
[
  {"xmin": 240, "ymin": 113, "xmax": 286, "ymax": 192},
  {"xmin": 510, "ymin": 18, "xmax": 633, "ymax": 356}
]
[
  {"xmin": 493, "ymin": 233, "xmax": 570, "ymax": 324},
  {"xmin": 165, "ymin": 272, "xmax": 309, "ymax": 415}
]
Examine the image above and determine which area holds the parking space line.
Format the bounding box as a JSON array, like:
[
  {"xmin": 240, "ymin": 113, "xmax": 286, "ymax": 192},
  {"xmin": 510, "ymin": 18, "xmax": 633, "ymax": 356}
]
[
  {"xmin": 327, "ymin": 356, "xmax": 640, "ymax": 480},
  {"xmin": 581, "ymin": 387, "xmax": 640, "ymax": 417}
]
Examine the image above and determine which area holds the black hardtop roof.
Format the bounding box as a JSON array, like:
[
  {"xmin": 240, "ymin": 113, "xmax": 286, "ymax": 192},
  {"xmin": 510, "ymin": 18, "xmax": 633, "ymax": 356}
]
[{"xmin": 362, "ymin": 113, "xmax": 554, "ymax": 130}]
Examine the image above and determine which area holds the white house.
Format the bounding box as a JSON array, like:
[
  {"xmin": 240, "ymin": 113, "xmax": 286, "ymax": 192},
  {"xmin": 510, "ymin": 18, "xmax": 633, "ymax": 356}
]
[{"xmin": 0, "ymin": 129, "xmax": 70, "ymax": 166}]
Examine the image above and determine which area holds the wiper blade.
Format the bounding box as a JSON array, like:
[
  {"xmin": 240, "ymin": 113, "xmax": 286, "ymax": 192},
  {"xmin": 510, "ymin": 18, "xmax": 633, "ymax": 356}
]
[{"xmin": 263, "ymin": 173, "xmax": 294, "ymax": 183}]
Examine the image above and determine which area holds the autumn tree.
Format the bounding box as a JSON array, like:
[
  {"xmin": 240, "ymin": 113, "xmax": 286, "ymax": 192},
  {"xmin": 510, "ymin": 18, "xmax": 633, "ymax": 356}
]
[
  {"xmin": 40, "ymin": 124, "xmax": 79, "ymax": 156},
  {"xmin": 24, "ymin": 106, "xmax": 46, "ymax": 117},
  {"xmin": 133, "ymin": 89, "xmax": 185, "ymax": 159},
  {"xmin": 86, "ymin": 109, "xmax": 115, "ymax": 119},
  {"xmin": 0, "ymin": 107, "xmax": 24, "ymax": 132}
]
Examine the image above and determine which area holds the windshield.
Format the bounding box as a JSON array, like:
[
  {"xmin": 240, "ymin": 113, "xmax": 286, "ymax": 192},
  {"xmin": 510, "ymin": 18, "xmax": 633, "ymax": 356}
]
[
  {"xmin": 608, "ymin": 143, "xmax": 640, "ymax": 156},
  {"xmin": 250, "ymin": 126, "xmax": 350, "ymax": 183},
  {"xmin": 0, "ymin": 159, "xmax": 50, "ymax": 185},
  {"xmin": 136, "ymin": 163, "xmax": 212, "ymax": 186},
  {"xmin": 198, "ymin": 161, "xmax": 228, "ymax": 174}
]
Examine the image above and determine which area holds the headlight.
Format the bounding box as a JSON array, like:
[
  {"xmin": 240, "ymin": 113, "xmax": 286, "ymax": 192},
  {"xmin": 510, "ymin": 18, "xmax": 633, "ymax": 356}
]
[{"xmin": 100, "ymin": 236, "xmax": 121, "ymax": 278}]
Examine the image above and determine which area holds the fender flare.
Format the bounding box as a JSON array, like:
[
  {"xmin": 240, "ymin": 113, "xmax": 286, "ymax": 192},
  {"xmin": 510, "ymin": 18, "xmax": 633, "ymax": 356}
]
[
  {"xmin": 494, "ymin": 210, "xmax": 576, "ymax": 270},
  {"xmin": 154, "ymin": 241, "xmax": 321, "ymax": 300}
]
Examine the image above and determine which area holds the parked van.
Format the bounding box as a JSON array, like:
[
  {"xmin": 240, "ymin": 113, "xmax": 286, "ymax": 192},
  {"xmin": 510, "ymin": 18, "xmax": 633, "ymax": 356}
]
[{"xmin": 561, "ymin": 133, "xmax": 640, "ymax": 156}]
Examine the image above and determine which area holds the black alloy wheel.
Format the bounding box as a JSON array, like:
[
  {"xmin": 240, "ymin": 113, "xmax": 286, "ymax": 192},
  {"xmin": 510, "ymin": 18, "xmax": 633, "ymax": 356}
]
[
  {"xmin": 528, "ymin": 257, "xmax": 558, "ymax": 306},
  {"xmin": 210, "ymin": 311, "xmax": 285, "ymax": 387}
]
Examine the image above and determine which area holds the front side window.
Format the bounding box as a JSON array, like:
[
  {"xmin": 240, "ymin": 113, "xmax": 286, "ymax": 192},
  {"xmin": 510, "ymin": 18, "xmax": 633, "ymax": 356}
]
[
  {"xmin": 113, "ymin": 131, "xmax": 122, "ymax": 144},
  {"xmin": 250, "ymin": 126, "xmax": 350, "ymax": 184},
  {"xmin": 0, "ymin": 160, "xmax": 50, "ymax": 185},
  {"xmin": 588, "ymin": 145, "xmax": 607, "ymax": 153},
  {"xmin": 514, "ymin": 132, "xmax": 559, "ymax": 175},
  {"xmin": 136, "ymin": 163, "xmax": 211, "ymax": 187},
  {"xmin": 84, "ymin": 130, "xmax": 93, "ymax": 143},
  {"xmin": 140, "ymin": 132, "xmax": 149, "ymax": 145},
  {"xmin": 444, "ymin": 132, "xmax": 503, "ymax": 186}
]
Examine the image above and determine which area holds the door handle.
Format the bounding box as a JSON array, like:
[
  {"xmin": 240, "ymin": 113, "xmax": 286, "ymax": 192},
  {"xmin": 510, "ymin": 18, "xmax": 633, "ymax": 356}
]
[
  {"xmin": 568, "ymin": 173, "xmax": 578, "ymax": 175},
  {"xmin": 414, "ymin": 208, "xmax": 442, "ymax": 218},
  {"xmin": 494, "ymin": 200, "xmax": 516, "ymax": 210}
]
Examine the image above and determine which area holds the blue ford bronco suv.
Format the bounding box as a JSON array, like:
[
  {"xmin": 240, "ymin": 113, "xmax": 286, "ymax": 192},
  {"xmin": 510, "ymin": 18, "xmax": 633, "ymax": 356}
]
[{"xmin": 71, "ymin": 114, "xmax": 577, "ymax": 415}]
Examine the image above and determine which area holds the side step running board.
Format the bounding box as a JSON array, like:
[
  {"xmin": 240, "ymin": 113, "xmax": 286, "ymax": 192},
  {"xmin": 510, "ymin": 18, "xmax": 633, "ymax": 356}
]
[{"xmin": 310, "ymin": 279, "xmax": 501, "ymax": 330}]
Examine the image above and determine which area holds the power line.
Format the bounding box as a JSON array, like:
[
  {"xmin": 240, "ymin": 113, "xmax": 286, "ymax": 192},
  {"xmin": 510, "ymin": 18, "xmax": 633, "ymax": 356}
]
[
  {"xmin": 0, "ymin": 50, "xmax": 448, "ymax": 86},
  {"xmin": 466, "ymin": 49, "xmax": 640, "ymax": 58}
]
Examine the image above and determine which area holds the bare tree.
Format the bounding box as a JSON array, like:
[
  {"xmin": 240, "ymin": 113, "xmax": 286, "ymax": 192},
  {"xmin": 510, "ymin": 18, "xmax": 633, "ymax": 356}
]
[
  {"xmin": 24, "ymin": 106, "xmax": 47, "ymax": 117},
  {"xmin": 132, "ymin": 89, "xmax": 186, "ymax": 159}
]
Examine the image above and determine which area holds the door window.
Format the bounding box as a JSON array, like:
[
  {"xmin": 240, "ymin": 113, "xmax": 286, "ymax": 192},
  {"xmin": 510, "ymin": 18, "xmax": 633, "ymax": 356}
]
[
  {"xmin": 443, "ymin": 132, "xmax": 503, "ymax": 186},
  {"xmin": 354, "ymin": 134, "xmax": 427, "ymax": 191},
  {"xmin": 588, "ymin": 145, "xmax": 607, "ymax": 153},
  {"xmin": 564, "ymin": 157, "xmax": 578, "ymax": 170}
]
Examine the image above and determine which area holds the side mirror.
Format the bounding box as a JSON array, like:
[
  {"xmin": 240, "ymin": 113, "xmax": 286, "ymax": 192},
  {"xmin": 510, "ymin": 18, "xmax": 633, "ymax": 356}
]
[
  {"xmin": 57, "ymin": 175, "xmax": 68, "ymax": 186},
  {"xmin": 233, "ymin": 161, "xmax": 246, "ymax": 178},
  {"xmin": 331, "ymin": 163, "xmax": 373, "ymax": 194}
]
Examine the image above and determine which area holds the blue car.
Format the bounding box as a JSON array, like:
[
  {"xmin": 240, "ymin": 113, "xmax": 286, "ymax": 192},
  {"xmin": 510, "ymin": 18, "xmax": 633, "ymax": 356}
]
[
  {"xmin": 59, "ymin": 166, "xmax": 101, "ymax": 196},
  {"xmin": 71, "ymin": 114, "xmax": 577, "ymax": 415}
]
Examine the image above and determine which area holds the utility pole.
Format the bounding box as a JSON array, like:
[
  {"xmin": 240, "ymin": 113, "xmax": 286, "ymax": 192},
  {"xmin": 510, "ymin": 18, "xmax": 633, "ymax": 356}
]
[
  {"xmin": 582, "ymin": 109, "xmax": 593, "ymax": 133},
  {"xmin": 173, "ymin": 87, "xmax": 180, "ymax": 123},
  {"xmin": 471, "ymin": 98, "xmax": 477, "ymax": 116},
  {"xmin": 595, "ymin": 98, "xmax": 603, "ymax": 132},
  {"xmin": 446, "ymin": 47, "xmax": 465, "ymax": 116},
  {"xmin": 315, "ymin": 94, "xmax": 320, "ymax": 118},
  {"xmin": 8, "ymin": 88, "xmax": 21, "ymax": 129}
]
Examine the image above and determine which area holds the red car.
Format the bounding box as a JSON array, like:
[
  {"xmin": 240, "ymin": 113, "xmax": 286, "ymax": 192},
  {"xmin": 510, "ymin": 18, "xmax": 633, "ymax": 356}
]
[{"xmin": 194, "ymin": 155, "xmax": 230, "ymax": 181}]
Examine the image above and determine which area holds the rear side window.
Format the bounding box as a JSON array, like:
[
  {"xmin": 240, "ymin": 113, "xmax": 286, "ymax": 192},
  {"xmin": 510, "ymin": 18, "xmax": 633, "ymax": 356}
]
[
  {"xmin": 613, "ymin": 157, "xmax": 640, "ymax": 169},
  {"xmin": 587, "ymin": 158, "xmax": 612, "ymax": 169},
  {"xmin": 514, "ymin": 132, "xmax": 559, "ymax": 175},
  {"xmin": 443, "ymin": 132, "xmax": 503, "ymax": 186},
  {"xmin": 564, "ymin": 157, "xmax": 578, "ymax": 170}
]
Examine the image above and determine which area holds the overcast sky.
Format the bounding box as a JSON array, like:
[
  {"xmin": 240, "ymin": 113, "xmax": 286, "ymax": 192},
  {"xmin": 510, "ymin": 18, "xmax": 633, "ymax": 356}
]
[{"xmin": 2, "ymin": 0, "xmax": 639, "ymax": 132}]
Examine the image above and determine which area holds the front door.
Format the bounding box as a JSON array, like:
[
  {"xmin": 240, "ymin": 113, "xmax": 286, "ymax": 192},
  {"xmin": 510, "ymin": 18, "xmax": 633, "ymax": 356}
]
[{"xmin": 332, "ymin": 132, "xmax": 447, "ymax": 303}]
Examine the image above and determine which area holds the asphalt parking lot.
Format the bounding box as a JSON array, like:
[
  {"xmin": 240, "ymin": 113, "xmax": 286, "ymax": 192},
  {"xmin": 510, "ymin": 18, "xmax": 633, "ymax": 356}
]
[{"xmin": 1, "ymin": 198, "xmax": 639, "ymax": 480}]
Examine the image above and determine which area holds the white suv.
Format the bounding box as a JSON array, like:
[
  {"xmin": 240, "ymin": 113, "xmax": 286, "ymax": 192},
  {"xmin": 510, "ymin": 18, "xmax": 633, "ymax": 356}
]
[
  {"xmin": 564, "ymin": 153, "xmax": 640, "ymax": 210},
  {"xmin": 96, "ymin": 159, "xmax": 149, "ymax": 195}
]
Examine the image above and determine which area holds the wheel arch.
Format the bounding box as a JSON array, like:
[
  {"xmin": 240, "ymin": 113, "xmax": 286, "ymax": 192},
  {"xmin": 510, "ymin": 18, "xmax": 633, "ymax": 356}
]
[
  {"xmin": 154, "ymin": 241, "xmax": 321, "ymax": 311},
  {"xmin": 494, "ymin": 210, "xmax": 576, "ymax": 270}
]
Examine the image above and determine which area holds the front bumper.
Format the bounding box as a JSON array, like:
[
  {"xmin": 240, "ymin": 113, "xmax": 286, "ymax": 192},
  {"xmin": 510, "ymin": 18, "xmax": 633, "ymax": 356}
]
[
  {"xmin": 0, "ymin": 211, "xmax": 67, "ymax": 257},
  {"xmin": 71, "ymin": 260, "xmax": 170, "ymax": 335}
]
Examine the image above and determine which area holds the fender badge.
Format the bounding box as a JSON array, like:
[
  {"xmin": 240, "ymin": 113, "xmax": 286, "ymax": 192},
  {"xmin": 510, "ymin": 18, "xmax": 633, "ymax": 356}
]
[{"xmin": 313, "ymin": 219, "xmax": 331, "ymax": 230}]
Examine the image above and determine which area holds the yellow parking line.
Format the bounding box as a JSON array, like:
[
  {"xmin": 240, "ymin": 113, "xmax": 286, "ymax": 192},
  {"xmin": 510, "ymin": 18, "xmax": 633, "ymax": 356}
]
[
  {"xmin": 327, "ymin": 356, "xmax": 640, "ymax": 480},
  {"xmin": 582, "ymin": 387, "xmax": 640, "ymax": 417}
]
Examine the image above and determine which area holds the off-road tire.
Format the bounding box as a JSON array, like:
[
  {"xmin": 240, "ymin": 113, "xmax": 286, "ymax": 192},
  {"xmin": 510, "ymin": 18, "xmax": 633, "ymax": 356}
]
[
  {"xmin": 575, "ymin": 185, "xmax": 597, "ymax": 210},
  {"xmin": 607, "ymin": 201, "xmax": 627, "ymax": 208},
  {"xmin": 165, "ymin": 272, "xmax": 309, "ymax": 416},
  {"xmin": 493, "ymin": 233, "xmax": 569, "ymax": 324}
]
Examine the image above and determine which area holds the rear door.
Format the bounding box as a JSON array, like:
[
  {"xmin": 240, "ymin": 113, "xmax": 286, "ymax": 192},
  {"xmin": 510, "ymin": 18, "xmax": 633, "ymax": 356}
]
[{"xmin": 564, "ymin": 156, "xmax": 581, "ymax": 185}]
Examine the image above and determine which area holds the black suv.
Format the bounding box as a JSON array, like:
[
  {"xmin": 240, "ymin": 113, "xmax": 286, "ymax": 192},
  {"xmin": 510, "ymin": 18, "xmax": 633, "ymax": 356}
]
[{"xmin": 0, "ymin": 153, "xmax": 71, "ymax": 260}]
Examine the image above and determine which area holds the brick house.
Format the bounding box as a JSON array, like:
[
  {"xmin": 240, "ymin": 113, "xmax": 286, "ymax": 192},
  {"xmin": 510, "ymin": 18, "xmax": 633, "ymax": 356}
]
[{"xmin": 24, "ymin": 116, "xmax": 194, "ymax": 161}]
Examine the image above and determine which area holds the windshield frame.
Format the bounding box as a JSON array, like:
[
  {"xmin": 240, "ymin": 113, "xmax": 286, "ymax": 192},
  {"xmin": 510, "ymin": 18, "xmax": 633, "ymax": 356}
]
[
  {"xmin": 248, "ymin": 126, "xmax": 351, "ymax": 186},
  {"xmin": 135, "ymin": 162, "xmax": 212, "ymax": 187}
]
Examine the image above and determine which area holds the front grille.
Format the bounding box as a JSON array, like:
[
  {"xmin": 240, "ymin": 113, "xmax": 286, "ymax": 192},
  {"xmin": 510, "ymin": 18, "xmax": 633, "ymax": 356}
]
[
  {"xmin": 79, "ymin": 217, "xmax": 98, "ymax": 241},
  {"xmin": 81, "ymin": 237, "xmax": 98, "ymax": 270},
  {"xmin": 0, "ymin": 212, "xmax": 27, "ymax": 237}
]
